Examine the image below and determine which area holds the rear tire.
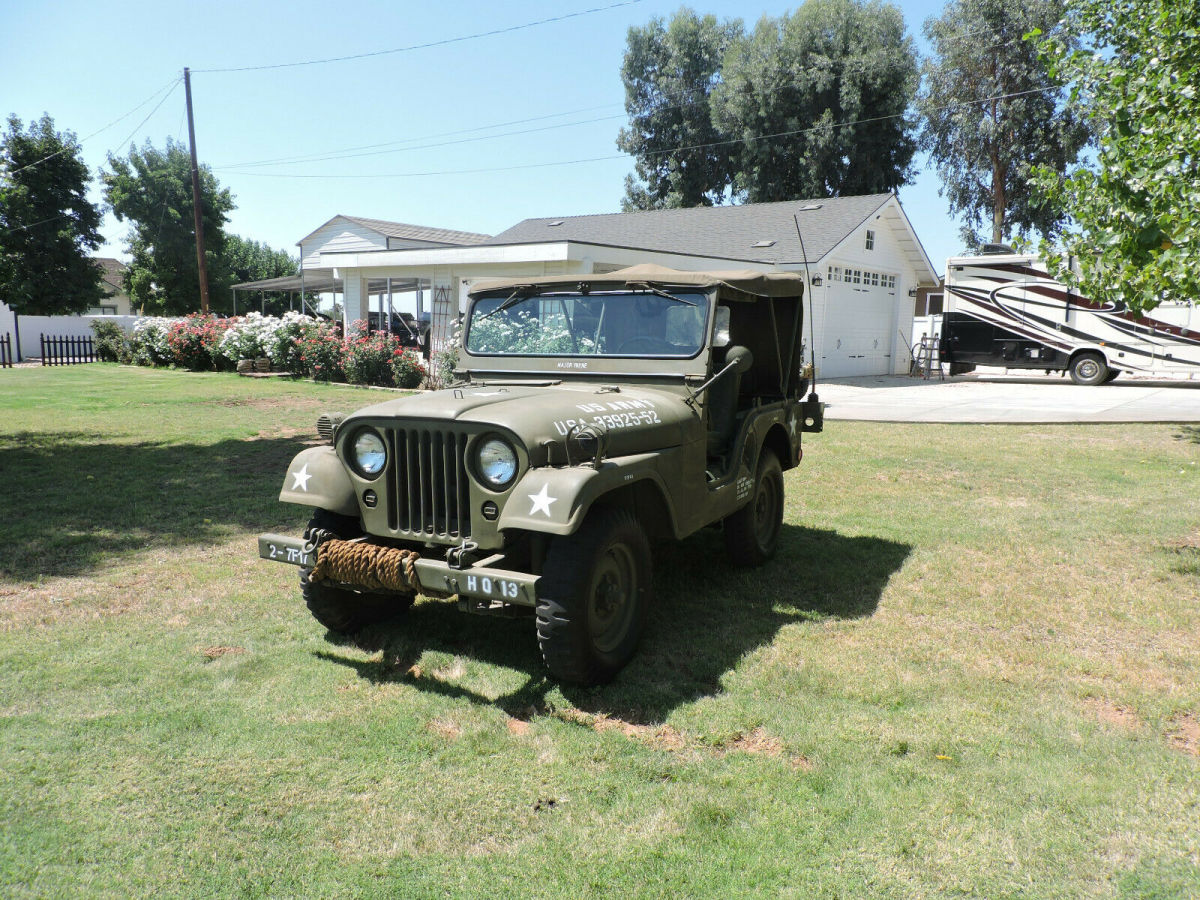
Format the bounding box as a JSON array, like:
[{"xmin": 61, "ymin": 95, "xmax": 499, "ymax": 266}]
[
  {"xmin": 299, "ymin": 509, "xmax": 413, "ymax": 633},
  {"xmin": 724, "ymin": 448, "xmax": 784, "ymax": 567},
  {"xmin": 1069, "ymin": 352, "xmax": 1108, "ymax": 386},
  {"xmin": 536, "ymin": 508, "xmax": 652, "ymax": 685},
  {"xmin": 1104, "ymin": 370, "xmax": 1120, "ymax": 383}
]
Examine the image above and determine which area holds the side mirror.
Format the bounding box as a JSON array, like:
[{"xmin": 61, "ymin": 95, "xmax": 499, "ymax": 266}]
[{"xmin": 725, "ymin": 344, "xmax": 753, "ymax": 374}]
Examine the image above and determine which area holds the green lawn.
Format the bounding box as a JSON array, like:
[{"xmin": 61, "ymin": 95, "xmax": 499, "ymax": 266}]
[{"xmin": 1, "ymin": 365, "xmax": 1197, "ymax": 898}]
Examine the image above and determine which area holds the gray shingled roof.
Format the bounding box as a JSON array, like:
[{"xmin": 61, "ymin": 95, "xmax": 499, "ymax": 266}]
[
  {"xmin": 95, "ymin": 257, "xmax": 127, "ymax": 294},
  {"xmin": 338, "ymin": 215, "xmax": 491, "ymax": 246},
  {"xmin": 479, "ymin": 194, "xmax": 894, "ymax": 264}
]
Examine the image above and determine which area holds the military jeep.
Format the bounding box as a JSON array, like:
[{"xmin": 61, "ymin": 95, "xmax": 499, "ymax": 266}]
[{"xmin": 259, "ymin": 264, "xmax": 823, "ymax": 684}]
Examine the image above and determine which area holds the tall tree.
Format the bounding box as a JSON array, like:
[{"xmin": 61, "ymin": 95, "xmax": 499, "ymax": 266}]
[
  {"xmin": 917, "ymin": 0, "xmax": 1089, "ymax": 248},
  {"xmin": 0, "ymin": 114, "xmax": 105, "ymax": 322},
  {"xmin": 616, "ymin": 8, "xmax": 743, "ymax": 210},
  {"xmin": 102, "ymin": 138, "xmax": 234, "ymax": 315},
  {"xmin": 224, "ymin": 234, "xmax": 298, "ymax": 315},
  {"xmin": 1034, "ymin": 0, "xmax": 1199, "ymax": 312},
  {"xmin": 711, "ymin": 0, "xmax": 919, "ymax": 202}
]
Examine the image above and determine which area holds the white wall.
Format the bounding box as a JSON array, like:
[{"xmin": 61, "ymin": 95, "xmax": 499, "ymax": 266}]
[
  {"xmin": 0, "ymin": 306, "xmax": 140, "ymax": 359},
  {"xmin": 301, "ymin": 218, "xmax": 388, "ymax": 269}
]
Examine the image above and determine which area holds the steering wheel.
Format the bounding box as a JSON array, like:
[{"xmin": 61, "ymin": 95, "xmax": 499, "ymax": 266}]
[{"xmin": 618, "ymin": 336, "xmax": 675, "ymax": 354}]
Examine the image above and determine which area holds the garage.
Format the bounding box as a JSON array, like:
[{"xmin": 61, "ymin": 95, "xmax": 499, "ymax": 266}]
[
  {"xmin": 311, "ymin": 194, "xmax": 939, "ymax": 376},
  {"xmin": 818, "ymin": 266, "xmax": 900, "ymax": 377}
]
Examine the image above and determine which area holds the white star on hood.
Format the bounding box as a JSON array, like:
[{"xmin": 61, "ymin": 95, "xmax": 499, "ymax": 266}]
[
  {"xmin": 528, "ymin": 483, "xmax": 557, "ymax": 517},
  {"xmin": 291, "ymin": 463, "xmax": 312, "ymax": 492}
]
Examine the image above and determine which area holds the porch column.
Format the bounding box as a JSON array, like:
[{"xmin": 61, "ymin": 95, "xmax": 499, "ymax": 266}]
[{"xmin": 342, "ymin": 272, "xmax": 370, "ymax": 335}]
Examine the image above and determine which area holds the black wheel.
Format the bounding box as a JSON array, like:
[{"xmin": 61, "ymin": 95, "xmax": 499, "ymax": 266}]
[
  {"xmin": 536, "ymin": 507, "xmax": 652, "ymax": 685},
  {"xmin": 299, "ymin": 509, "xmax": 413, "ymax": 633},
  {"xmin": 724, "ymin": 448, "xmax": 784, "ymax": 567},
  {"xmin": 1104, "ymin": 370, "xmax": 1120, "ymax": 383},
  {"xmin": 1069, "ymin": 352, "xmax": 1108, "ymax": 386}
]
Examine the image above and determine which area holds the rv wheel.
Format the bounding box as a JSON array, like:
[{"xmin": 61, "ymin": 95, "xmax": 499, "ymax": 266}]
[{"xmin": 1069, "ymin": 352, "xmax": 1108, "ymax": 386}]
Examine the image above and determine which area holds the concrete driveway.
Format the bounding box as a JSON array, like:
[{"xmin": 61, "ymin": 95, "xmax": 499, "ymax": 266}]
[{"xmin": 817, "ymin": 370, "xmax": 1200, "ymax": 423}]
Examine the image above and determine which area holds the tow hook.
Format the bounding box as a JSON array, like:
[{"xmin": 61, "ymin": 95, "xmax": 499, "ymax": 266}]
[{"xmin": 446, "ymin": 539, "xmax": 480, "ymax": 570}]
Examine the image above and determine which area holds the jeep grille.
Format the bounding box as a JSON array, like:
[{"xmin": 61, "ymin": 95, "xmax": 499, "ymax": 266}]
[{"xmin": 384, "ymin": 427, "xmax": 471, "ymax": 540}]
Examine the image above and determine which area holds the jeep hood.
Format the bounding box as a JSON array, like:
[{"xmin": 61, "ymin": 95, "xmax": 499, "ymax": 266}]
[{"xmin": 342, "ymin": 383, "xmax": 696, "ymax": 455}]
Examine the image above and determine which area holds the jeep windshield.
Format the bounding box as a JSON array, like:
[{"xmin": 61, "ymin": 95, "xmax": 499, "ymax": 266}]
[{"xmin": 465, "ymin": 290, "xmax": 709, "ymax": 358}]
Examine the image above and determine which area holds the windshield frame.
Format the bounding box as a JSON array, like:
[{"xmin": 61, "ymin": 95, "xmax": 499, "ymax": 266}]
[{"xmin": 462, "ymin": 287, "xmax": 715, "ymax": 362}]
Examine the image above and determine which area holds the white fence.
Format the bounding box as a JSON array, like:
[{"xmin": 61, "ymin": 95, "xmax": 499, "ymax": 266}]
[{"xmin": 0, "ymin": 306, "xmax": 140, "ymax": 360}]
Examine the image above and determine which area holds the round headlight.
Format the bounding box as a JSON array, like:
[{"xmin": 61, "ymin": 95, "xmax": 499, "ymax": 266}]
[
  {"xmin": 477, "ymin": 437, "xmax": 518, "ymax": 489},
  {"xmin": 352, "ymin": 429, "xmax": 387, "ymax": 478}
]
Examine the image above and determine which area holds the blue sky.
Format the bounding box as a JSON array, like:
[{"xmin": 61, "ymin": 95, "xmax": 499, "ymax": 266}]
[{"xmin": 2, "ymin": 0, "xmax": 964, "ymax": 270}]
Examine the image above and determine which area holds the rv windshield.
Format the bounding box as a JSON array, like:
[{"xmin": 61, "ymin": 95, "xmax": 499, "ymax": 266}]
[{"xmin": 465, "ymin": 290, "xmax": 709, "ymax": 358}]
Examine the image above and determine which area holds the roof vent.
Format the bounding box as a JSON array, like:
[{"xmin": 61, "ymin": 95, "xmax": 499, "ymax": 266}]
[
  {"xmin": 981, "ymin": 243, "xmax": 1015, "ymax": 255},
  {"xmin": 547, "ymin": 220, "xmax": 564, "ymax": 227},
  {"xmin": 797, "ymin": 204, "xmax": 823, "ymax": 211},
  {"xmin": 752, "ymin": 240, "xmax": 776, "ymax": 248}
]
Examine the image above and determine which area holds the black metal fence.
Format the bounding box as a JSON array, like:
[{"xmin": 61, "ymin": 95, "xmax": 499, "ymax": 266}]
[
  {"xmin": 40, "ymin": 334, "xmax": 96, "ymax": 366},
  {"xmin": 0, "ymin": 333, "xmax": 12, "ymax": 369}
]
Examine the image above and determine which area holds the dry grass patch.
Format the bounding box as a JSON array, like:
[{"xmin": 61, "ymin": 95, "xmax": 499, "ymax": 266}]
[
  {"xmin": 199, "ymin": 645, "xmax": 246, "ymax": 660},
  {"xmin": 1084, "ymin": 697, "xmax": 1144, "ymax": 732},
  {"xmin": 1165, "ymin": 713, "xmax": 1199, "ymax": 756}
]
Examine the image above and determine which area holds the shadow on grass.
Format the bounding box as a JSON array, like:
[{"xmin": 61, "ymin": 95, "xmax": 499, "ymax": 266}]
[
  {"xmin": 1174, "ymin": 425, "xmax": 1200, "ymax": 445},
  {"xmin": 317, "ymin": 524, "xmax": 910, "ymax": 723},
  {"xmin": 0, "ymin": 430, "xmax": 312, "ymax": 581}
]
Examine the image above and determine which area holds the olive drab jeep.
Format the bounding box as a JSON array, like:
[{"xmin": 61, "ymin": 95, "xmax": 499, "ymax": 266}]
[{"xmin": 259, "ymin": 264, "xmax": 823, "ymax": 684}]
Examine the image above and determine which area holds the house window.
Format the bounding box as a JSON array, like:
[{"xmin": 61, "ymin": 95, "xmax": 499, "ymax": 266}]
[
  {"xmin": 850, "ymin": 269, "xmax": 861, "ymax": 284},
  {"xmin": 869, "ymin": 271, "xmax": 880, "ymax": 286},
  {"xmin": 913, "ymin": 292, "xmax": 944, "ymax": 317},
  {"xmin": 865, "ymin": 229, "xmax": 875, "ymax": 250},
  {"xmin": 87, "ymin": 305, "xmax": 118, "ymax": 316}
]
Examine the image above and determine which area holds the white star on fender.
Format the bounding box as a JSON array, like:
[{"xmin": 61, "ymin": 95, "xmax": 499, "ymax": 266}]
[
  {"xmin": 787, "ymin": 414, "xmax": 798, "ymax": 438},
  {"xmin": 528, "ymin": 483, "xmax": 557, "ymax": 517},
  {"xmin": 291, "ymin": 464, "xmax": 312, "ymax": 492}
]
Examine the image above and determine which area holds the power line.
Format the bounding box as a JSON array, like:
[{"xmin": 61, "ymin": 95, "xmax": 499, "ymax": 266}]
[
  {"xmin": 210, "ymin": 22, "xmax": 1047, "ymax": 173},
  {"xmin": 193, "ymin": 0, "xmax": 646, "ymax": 74},
  {"xmin": 215, "ymin": 111, "xmax": 628, "ymax": 170},
  {"xmin": 215, "ymin": 102, "xmax": 623, "ymax": 170},
  {"xmin": 5, "ymin": 76, "xmax": 181, "ymax": 178},
  {"xmin": 218, "ymin": 87, "xmax": 1053, "ymax": 182},
  {"xmin": 0, "ymin": 81, "xmax": 183, "ymax": 238}
]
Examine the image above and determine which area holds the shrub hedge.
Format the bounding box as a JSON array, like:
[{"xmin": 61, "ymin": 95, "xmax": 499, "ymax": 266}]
[{"xmin": 92, "ymin": 313, "xmax": 430, "ymax": 389}]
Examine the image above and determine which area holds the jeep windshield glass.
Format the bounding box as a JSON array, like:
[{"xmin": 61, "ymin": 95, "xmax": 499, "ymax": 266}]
[{"xmin": 465, "ymin": 290, "xmax": 709, "ymax": 357}]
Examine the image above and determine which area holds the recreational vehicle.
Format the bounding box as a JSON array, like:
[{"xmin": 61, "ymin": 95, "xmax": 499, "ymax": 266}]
[{"xmin": 941, "ymin": 253, "xmax": 1200, "ymax": 384}]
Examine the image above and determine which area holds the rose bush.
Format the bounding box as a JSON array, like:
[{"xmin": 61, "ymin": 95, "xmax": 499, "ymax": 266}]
[
  {"xmin": 390, "ymin": 347, "xmax": 426, "ymax": 389},
  {"xmin": 167, "ymin": 314, "xmax": 230, "ymax": 370},
  {"xmin": 116, "ymin": 311, "xmax": 430, "ymax": 389}
]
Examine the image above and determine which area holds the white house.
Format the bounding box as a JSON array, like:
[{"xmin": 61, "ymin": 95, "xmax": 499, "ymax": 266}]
[
  {"xmin": 0, "ymin": 257, "xmax": 139, "ymax": 360},
  {"xmin": 299, "ymin": 194, "xmax": 939, "ymax": 378}
]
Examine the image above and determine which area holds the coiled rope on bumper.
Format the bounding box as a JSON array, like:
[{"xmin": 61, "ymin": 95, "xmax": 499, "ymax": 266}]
[{"xmin": 307, "ymin": 539, "xmax": 421, "ymax": 593}]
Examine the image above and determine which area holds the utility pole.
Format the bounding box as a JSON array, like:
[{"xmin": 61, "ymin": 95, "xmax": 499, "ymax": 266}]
[{"xmin": 183, "ymin": 67, "xmax": 211, "ymax": 314}]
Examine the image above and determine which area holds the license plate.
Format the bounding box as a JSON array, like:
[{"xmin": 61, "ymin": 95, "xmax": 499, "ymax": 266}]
[
  {"xmin": 258, "ymin": 534, "xmax": 314, "ymax": 568},
  {"xmin": 458, "ymin": 572, "xmax": 523, "ymax": 601}
]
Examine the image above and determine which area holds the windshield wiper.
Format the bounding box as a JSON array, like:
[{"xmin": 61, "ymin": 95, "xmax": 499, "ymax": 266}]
[
  {"xmin": 477, "ymin": 287, "xmax": 536, "ymax": 322},
  {"xmin": 628, "ymin": 283, "xmax": 697, "ymax": 307}
]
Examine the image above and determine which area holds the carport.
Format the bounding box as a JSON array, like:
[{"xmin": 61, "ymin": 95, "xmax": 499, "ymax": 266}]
[{"xmin": 230, "ymin": 273, "xmax": 425, "ymax": 324}]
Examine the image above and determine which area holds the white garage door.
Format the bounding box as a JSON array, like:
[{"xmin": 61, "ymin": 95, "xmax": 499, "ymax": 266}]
[{"xmin": 819, "ymin": 271, "xmax": 897, "ymax": 377}]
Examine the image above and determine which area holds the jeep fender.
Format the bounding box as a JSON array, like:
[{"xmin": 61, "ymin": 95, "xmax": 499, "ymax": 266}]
[
  {"xmin": 499, "ymin": 453, "xmax": 672, "ymax": 536},
  {"xmin": 278, "ymin": 446, "xmax": 358, "ymax": 517}
]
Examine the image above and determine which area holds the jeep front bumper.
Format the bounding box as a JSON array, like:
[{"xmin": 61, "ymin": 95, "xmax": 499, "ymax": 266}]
[{"xmin": 258, "ymin": 533, "xmax": 539, "ymax": 607}]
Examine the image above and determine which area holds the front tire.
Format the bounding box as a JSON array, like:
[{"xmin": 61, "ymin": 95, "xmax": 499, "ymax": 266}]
[
  {"xmin": 1069, "ymin": 352, "xmax": 1109, "ymax": 386},
  {"xmin": 724, "ymin": 448, "xmax": 784, "ymax": 567},
  {"xmin": 536, "ymin": 508, "xmax": 652, "ymax": 685},
  {"xmin": 299, "ymin": 509, "xmax": 413, "ymax": 633}
]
